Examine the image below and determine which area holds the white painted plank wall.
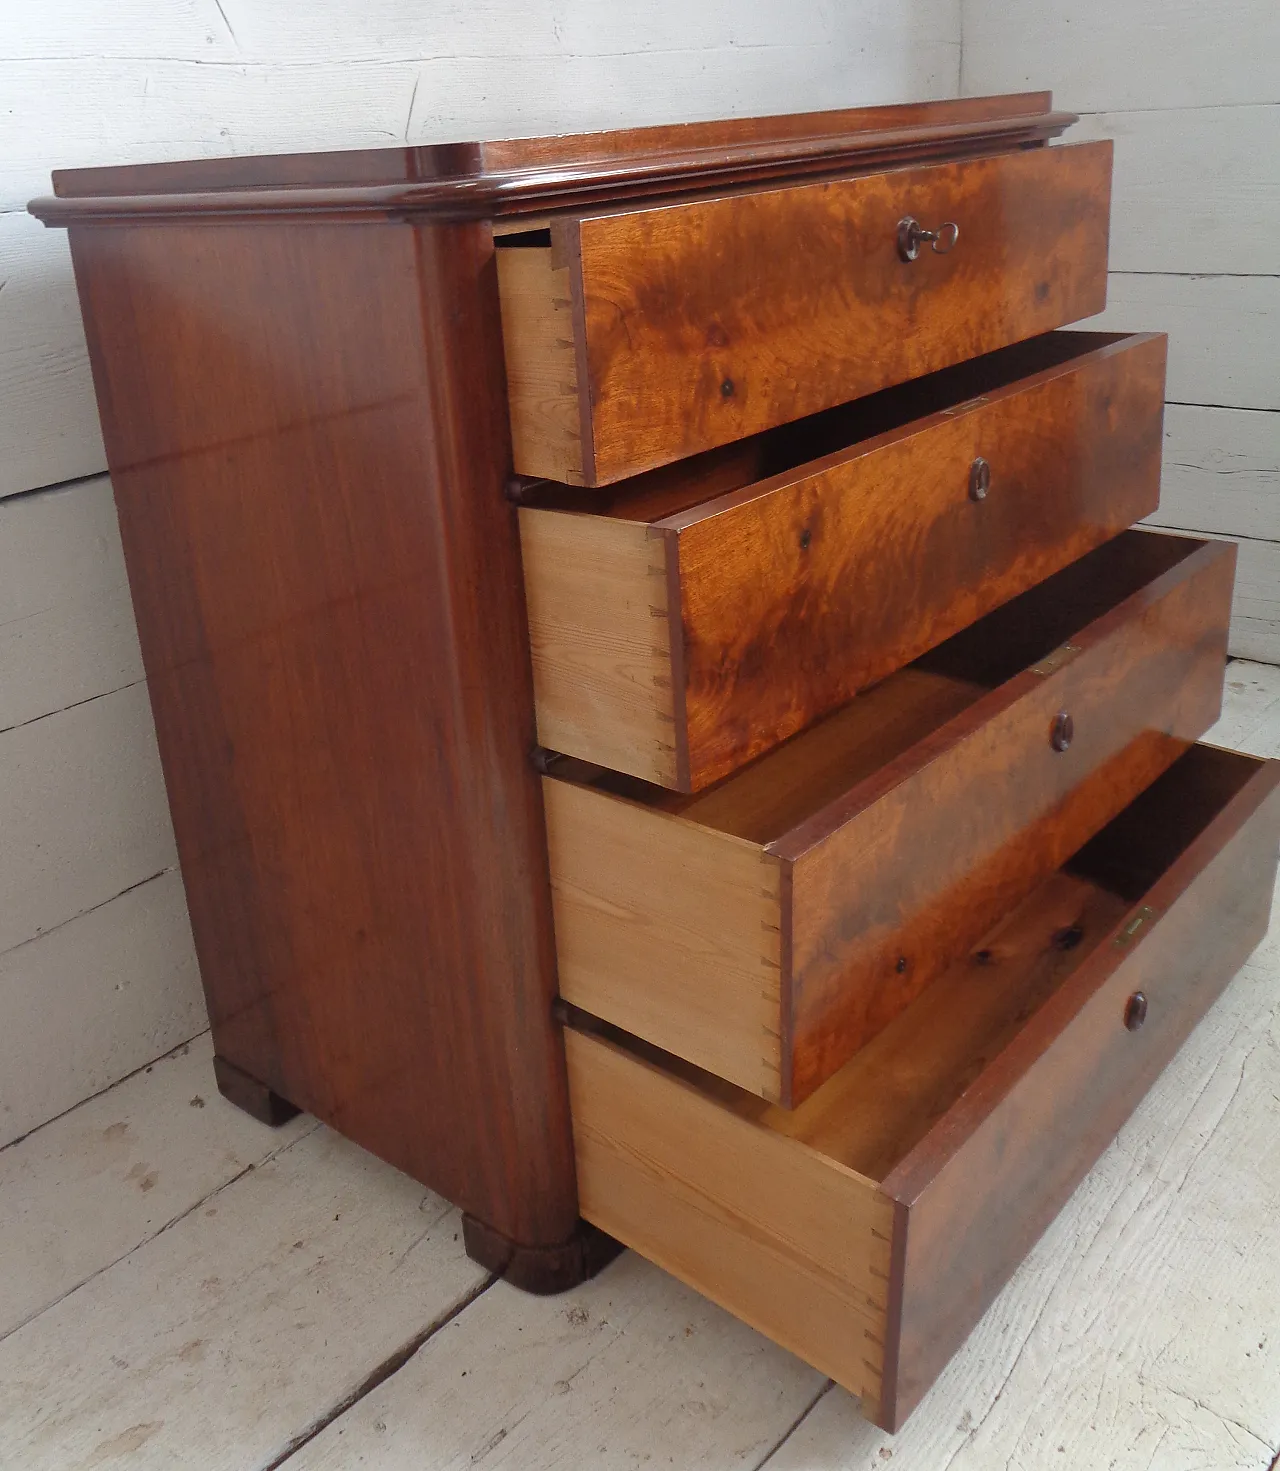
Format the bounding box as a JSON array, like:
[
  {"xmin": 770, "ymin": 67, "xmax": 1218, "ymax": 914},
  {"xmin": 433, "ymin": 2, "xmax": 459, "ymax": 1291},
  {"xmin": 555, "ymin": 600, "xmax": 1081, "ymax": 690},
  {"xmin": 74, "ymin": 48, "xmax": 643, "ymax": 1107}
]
[
  {"xmin": 0, "ymin": 3, "xmax": 962, "ymax": 1142},
  {"xmin": 0, "ymin": 480, "xmax": 206, "ymax": 1144},
  {"xmin": 1, "ymin": 0, "xmax": 962, "ymax": 500},
  {"xmin": 962, "ymin": 0, "xmax": 1280, "ymax": 662}
]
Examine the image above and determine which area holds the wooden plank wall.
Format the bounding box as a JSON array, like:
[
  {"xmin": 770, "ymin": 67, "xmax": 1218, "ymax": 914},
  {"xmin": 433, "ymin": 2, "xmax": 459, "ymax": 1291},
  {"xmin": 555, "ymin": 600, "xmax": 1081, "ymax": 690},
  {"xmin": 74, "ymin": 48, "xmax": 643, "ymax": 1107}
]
[
  {"xmin": 0, "ymin": 1, "xmax": 962, "ymax": 1145},
  {"xmin": 962, "ymin": 0, "xmax": 1280, "ymax": 662}
]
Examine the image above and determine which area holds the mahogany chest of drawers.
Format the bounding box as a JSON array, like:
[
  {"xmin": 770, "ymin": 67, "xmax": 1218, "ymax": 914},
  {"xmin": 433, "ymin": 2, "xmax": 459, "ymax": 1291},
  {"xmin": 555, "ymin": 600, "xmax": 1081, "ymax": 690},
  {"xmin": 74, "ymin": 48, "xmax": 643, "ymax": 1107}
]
[{"xmin": 31, "ymin": 92, "xmax": 1280, "ymax": 1431}]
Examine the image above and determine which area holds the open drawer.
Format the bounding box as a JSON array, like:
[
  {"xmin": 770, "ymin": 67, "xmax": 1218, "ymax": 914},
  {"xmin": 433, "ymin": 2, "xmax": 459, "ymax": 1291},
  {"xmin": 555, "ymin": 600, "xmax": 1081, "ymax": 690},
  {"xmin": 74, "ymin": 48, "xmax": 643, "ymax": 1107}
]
[
  {"xmin": 519, "ymin": 330, "xmax": 1166, "ymax": 791},
  {"xmin": 545, "ymin": 530, "xmax": 1234, "ymax": 1104},
  {"xmin": 564, "ymin": 744, "xmax": 1280, "ymax": 1430},
  {"xmin": 497, "ymin": 141, "xmax": 1112, "ymax": 486}
]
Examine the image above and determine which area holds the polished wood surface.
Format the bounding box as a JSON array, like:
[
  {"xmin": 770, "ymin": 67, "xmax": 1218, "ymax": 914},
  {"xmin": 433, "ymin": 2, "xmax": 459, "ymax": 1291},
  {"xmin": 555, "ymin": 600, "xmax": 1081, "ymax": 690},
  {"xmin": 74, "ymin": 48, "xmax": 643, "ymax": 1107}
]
[
  {"xmin": 544, "ymin": 532, "xmax": 1233, "ymax": 1104},
  {"xmin": 34, "ymin": 94, "xmax": 1073, "ymax": 226},
  {"xmin": 503, "ymin": 141, "xmax": 1112, "ymax": 484},
  {"xmin": 37, "ymin": 98, "xmax": 1272, "ymax": 1427},
  {"xmin": 520, "ymin": 330, "xmax": 1166, "ymax": 788},
  {"xmin": 881, "ymin": 745, "xmax": 1280, "ymax": 1427},
  {"xmin": 784, "ymin": 531, "xmax": 1233, "ymax": 1100},
  {"xmin": 565, "ymin": 745, "xmax": 1280, "ymax": 1431},
  {"xmin": 67, "ymin": 216, "xmax": 580, "ymax": 1250}
]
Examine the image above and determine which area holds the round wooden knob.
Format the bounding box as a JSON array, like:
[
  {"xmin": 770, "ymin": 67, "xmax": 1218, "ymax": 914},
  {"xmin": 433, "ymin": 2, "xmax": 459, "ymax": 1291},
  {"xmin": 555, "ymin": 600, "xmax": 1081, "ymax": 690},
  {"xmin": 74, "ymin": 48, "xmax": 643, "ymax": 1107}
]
[
  {"xmin": 969, "ymin": 457, "xmax": 991, "ymax": 501},
  {"xmin": 1050, "ymin": 711, "xmax": 1074, "ymax": 752},
  {"xmin": 1125, "ymin": 992, "xmax": 1148, "ymax": 1031}
]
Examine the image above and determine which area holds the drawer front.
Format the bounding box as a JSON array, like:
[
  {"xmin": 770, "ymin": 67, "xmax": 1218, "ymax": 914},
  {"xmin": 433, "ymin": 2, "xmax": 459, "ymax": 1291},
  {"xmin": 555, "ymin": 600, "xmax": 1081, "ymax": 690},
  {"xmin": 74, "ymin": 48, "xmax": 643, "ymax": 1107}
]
[
  {"xmin": 565, "ymin": 748, "xmax": 1280, "ymax": 1432},
  {"xmin": 784, "ymin": 533, "xmax": 1235, "ymax": 1102},
  {"xmin": 674, "ymin": 332, "xmax": 1165, "ymax": 790},
  {"xmin": 881, "ymin": 751, "xmax": 1280, "ymax": 1428},
  {"xmin": 523, "ymin": 330, "xmax": 1166, "ymax": 792},
  {"xmin": 502, "ymin": 142, "xmax": 1112, "ymax": 486},
  {"xmin": 546, "ymin": 534, "xmax": 1235, "ymax": 1105}
]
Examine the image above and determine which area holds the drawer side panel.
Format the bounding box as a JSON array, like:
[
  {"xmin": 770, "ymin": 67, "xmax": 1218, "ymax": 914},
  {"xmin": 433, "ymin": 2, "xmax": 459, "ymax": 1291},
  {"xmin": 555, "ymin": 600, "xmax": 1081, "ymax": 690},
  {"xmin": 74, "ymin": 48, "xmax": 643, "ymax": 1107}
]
[
  {"xmin": 521, "ymin": 511, "xmax": 680, "ymax": 788},
  {"xmin": 497, "ymin": 246, "xmax": 587, "ymax": 486},
  {"xmin": 545, "ymin": 779, "xmax": 783, "ymax": 1098},
  {"xmin": 565, "ymin": 1028, "xmax": 894, "ymax": 1417}
]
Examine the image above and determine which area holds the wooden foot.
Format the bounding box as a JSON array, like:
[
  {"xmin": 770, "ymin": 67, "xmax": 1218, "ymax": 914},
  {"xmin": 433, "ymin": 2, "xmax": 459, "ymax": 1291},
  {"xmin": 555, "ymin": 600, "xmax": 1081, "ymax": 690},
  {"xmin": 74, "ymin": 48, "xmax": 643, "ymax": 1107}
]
[
  {"xmin": 462, "ymin": 1214, "xmax": 624, "ymax": 1294},
  {"xmin": 213, "ymin": 1055, "xmax": 301, "ymax": 1126}
]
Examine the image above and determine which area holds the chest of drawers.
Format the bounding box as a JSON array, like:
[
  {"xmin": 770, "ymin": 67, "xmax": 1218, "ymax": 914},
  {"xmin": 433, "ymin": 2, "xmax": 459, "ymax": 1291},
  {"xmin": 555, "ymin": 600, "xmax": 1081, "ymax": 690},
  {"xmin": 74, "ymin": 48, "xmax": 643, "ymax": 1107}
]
[{"xmin": 31, "ymin": 91, "xmax": 1279, "ymax": 1431}]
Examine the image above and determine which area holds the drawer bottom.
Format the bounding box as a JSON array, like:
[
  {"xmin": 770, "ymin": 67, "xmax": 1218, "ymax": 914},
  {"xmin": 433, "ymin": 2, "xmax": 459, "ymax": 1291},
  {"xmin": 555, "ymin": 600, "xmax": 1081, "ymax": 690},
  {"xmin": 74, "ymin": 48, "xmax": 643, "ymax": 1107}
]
[{"xmin": 565, "ymin": 744, "xmax": 1280, "ymax": 1430}]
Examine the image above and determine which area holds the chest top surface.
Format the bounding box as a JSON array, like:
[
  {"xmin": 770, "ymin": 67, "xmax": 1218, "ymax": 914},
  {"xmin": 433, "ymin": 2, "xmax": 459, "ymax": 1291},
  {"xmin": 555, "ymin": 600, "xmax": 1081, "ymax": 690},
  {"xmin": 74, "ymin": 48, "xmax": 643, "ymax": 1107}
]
[{"xmin": 30, "ymin": 92, "xmax": 1071, "ymax": 225}]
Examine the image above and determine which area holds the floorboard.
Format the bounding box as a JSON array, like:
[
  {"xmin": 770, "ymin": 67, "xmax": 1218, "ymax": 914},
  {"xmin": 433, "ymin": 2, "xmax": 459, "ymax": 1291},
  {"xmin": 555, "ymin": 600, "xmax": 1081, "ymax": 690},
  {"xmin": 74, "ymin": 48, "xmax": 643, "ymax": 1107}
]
[
  {"xmin": 285, "ymin": 1255, "xmax": 825, "ymax": 1471},
  {"xmin": 1, "ymin": 660, "xmax": 1277, "ymax": 1469},
  {"xmin": 0, "ymin": 1123, "xmax": 487, "ymax": 1470},
  {"xmin": 0, "ymin": 1032, "xmax": 311, "ymax": 1343}
]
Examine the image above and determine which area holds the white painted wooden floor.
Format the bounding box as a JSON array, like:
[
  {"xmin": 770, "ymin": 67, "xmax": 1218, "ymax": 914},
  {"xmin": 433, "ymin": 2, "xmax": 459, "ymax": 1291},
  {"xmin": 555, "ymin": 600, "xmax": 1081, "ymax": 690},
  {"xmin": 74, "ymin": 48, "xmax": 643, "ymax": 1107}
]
[{"xmin": 4, "ymin": 659, "xmax": 1280, "ymax": 1471}]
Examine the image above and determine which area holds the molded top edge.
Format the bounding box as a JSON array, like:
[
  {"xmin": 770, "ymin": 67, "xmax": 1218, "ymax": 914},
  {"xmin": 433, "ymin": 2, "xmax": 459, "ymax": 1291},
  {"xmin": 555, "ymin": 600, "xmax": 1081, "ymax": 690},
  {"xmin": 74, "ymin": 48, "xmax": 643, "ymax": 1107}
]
[{"xmin": 30, "ymin": 92, "xmax": 1072, "ymax": 227}]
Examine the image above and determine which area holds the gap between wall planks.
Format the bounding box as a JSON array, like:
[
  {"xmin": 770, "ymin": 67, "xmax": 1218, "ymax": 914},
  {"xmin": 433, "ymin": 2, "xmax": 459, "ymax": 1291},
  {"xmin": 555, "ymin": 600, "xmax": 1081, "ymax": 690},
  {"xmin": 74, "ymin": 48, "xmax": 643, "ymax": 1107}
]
[
  {"xmin": 963, "ymin": 5, "xmax": 1278, "ymax": 667},
  {"xmin": 0, "ymin": 475, "xmax": 204, "ymax": 1148},
  {"xmin": 1, "ymin": 666, "xmax": 1278, "ymax": 1471},
  {"xmin": 1, "ymin": 1, "xmax": 1275, "ymax": 1148},
  {"xmin": 0, "ymin": 0, "xmax": 963, "ymax": 498},
  {"xmin": 0, "ymin": 0, "xmax": 964, "ymax": 1144}
]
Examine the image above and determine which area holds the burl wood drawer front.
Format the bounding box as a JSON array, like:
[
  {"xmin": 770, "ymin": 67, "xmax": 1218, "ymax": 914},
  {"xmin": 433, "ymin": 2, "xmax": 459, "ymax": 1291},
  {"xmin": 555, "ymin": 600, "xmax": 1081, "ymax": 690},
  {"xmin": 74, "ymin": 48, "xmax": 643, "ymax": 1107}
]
[
  {"xmin": 545, "ymin": 531, "xmax": 1234, "ymax": 1105},
  {"xmin": 520, "ymin": 330, "xmax": 1165, "ymax": 792},
  {"xmin": 565, "ymin": 744, "xmax": 1280, "ymax": 1431},
  {"xmin": 498, "ymin": 141, "xmax": 1112, "ymax": 486}
]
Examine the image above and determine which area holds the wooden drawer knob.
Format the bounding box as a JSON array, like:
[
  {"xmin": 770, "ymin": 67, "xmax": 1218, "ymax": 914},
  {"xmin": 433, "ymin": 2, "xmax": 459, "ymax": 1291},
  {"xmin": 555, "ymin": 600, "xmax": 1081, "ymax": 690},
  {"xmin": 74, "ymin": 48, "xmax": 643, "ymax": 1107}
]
[
  {"xmin": 1125, "ymin": 991, "xmax": 1149, "ymax": 1031},
  {"xmin": 969, "ymin": 457, "xmax": 991, "ymax": 501},
  {"xmin": 897, "ymin": 216, "xmax": 960, "ymax": 262},
  {"xmin": 1050, "ymin": 711, "xmax": 1074, "ymax": 752}
]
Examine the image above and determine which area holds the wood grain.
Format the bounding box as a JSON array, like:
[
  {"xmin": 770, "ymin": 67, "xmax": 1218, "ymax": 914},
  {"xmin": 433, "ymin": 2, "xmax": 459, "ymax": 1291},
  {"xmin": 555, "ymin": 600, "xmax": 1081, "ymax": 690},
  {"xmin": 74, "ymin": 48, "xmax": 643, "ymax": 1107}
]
[
  {"xmin": 880, "ymin": 746, "xmax": 1280, "ymax": 1428},
  {"xmin": 544, "ymin": 532, "xmax": 1232, "ymax": 1105},
  {"xmin": 544, "ymin": 778, "xmax": 783, "ymax": 1099},
  {"xmin": 564, "ymin": 745, "xmax": 1280, "ymax": 1433},
  {"xmin": 13, "ymin": 659, "xmax": 1280, "ymax": 1471},
  {"xmin": 520, "ymin": 330, "xmax": 1167, "ymax": 789},
  {"xmin": 33, "ymin": 94, "xmax": 1074, "ymax": 227},
  {"xmin": 755, "ymin": 874, "xmax": 1129, "ymax": 1179},
  {"xmin": 782, "ymin": 532, "xmax": 1234, "ymax": 1101},
  {"xmin": 67, "ymin": 215, "xmax": 580, "ymax": 1250},
  {"xmin": 565, "ymin": 1026, "xmax": 894, "ymax": 1420},
  {"xmin": 44, "ymin": 94, "xmax": 1056, "ymax": 203},
  {"xmin": 497, "ymin": 246, "xmax": 586, "ymax": 486},
  {"xmin": 519, "ymin": 512, "xmax": 680, "ymax": 788},
  {"xmin": 552, "ymin": 141, "xmax": 1112, "ymax": 484},
  {"xmin": 674, "ymin": 331, "xmax": 1165, "ymax": 788}
]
